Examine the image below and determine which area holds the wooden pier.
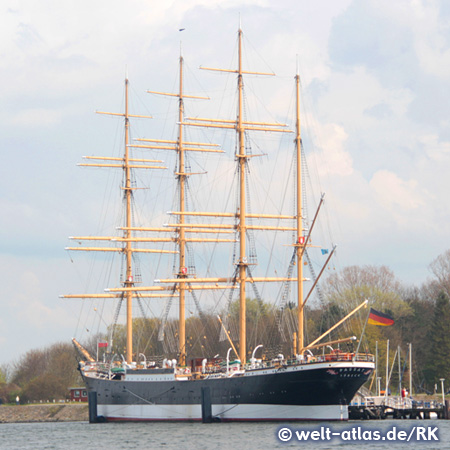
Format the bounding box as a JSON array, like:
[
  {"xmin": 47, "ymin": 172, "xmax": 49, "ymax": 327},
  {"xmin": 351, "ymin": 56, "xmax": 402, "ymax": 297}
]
[{"xmin": 349, "ymin": 396, "xmax": 450, "ymax": 420}]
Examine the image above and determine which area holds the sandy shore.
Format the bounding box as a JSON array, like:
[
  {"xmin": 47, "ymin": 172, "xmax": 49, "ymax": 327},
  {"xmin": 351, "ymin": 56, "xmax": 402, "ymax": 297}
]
[{"xmin": 0, "ymin": 404, "xmax": 89, "ymax": 423}]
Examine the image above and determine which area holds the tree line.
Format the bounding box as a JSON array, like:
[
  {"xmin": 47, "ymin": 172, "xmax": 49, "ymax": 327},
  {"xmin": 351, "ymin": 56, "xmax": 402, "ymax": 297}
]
[
  {"xmin": 2, "ymin": 249, "xmax": 450, "ymax": 403},
  {"xmin": 0, "ymin": 342, "xmax": 82, "ymax": 404}
]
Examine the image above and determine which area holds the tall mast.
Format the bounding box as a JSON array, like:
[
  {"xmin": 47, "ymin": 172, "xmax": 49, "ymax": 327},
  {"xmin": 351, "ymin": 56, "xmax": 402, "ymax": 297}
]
[
  {"xmin": 295, "ymin": 73, "xmax": 304, "ymax": 352},
  {"xmin": 129, "ymin": 29, "xmax": 292, "ymax": 365},
  {"xmin": 178, "ymin": 55, "xmax": 187, "ymax": 366},
  {"xmin": 124, "ymin": 77, "xmax": 134, "ymax": 364},
  {"xmin": 61, "ymin": 77, "xmax": 170, "ymax": 363},
  {"xmin": 176, "ymin": 29, "xmax": 291, "ymax": 364},
  {"xmin": 237, "ymin": 28, "xmax": 247, "ymax": 365},
  {"xmin": 131, "ymin": 57, "xmax": 215, "ymax": 365},
  {"xmin": 293, "ymin": 71, "xmax": 336, "ymax": 354}
]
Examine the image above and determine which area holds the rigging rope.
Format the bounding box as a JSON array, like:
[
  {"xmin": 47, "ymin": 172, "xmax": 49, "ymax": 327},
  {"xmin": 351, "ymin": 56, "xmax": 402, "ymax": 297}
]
[
  {"xmin": 110, "ymin": 295, "xmax": 124, "ymax": 348},
  {"xmin": 275, "ymin": 250, "xmax": 297, "ymax": 342},
  {"xmin": 219, "ymin": 267, "xmax": 239, "ymax": 342}
]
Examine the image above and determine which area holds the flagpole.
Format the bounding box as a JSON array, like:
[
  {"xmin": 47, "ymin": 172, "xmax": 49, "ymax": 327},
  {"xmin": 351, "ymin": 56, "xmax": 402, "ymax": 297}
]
[
  {"xmin": 386, "ymin": 347, "xmax": 397, "ymax": 398},
  {"xmin": 375, "ymin": 340, "xmax": 378, "ymax": 395},
  {"xmin": 385, "ymin": 339, "xmax": 389, "ymax": 398},
  {"xmin": 409, "ymin": 342, "xmax": 413, "ymax": 396}
]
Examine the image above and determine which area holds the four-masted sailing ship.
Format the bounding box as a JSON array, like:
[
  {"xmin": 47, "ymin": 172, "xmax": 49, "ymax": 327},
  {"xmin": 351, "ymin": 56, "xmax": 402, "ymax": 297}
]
[{"xmin": 63, "ymin": 28, "xmax": 374, "ymax": 421}]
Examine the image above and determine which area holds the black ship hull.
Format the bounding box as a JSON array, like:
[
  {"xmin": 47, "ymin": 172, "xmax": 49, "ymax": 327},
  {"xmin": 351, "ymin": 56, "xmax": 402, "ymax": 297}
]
[{"xmin": 83, "ymin": 359, "xmax": 373, "ymax": 421}]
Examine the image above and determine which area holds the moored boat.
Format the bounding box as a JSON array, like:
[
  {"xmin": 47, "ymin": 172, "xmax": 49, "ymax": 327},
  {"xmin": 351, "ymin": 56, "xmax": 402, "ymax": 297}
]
[{"xmin": 63, "ymin": 26, "xmax": 374, "ymax": 422}]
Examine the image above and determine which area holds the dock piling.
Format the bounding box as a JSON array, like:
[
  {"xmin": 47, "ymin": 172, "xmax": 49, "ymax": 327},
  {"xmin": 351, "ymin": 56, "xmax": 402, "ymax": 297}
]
[{"xmin": 201, "ymin": 387, "xmax": 212, "ymax": 423}]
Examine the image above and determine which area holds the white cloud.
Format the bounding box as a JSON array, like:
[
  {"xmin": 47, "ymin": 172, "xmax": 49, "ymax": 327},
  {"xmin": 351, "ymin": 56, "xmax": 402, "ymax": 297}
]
[
  {"xmin": 420, "ymin": 134, "xmax": 450, "ymax": 162},
  {"xmin": 317, "ymin": 66, "xmax": 414, "ymax": 129},
  {"xmin": 406, "ymin": 0, "xmax": 450, "ymax": 79},
  {"xmin": 370, "ymin": 170, "xmax": 424, "ymax": 213},
  {"xmin": 313, "ymin": 123, "xmax": 353, "ymax": 177},
  {"xmin": 0, "ymin": 256, "xmax": 80, "ymax": 363},
  {"xmin": 1, "ymin": 0, "xmax": 450, "ymax": 364}
]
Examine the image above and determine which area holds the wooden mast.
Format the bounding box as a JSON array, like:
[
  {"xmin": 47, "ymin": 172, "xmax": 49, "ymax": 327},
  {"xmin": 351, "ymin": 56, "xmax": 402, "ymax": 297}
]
[
  {"xmin": 61, "ymin": 77, "xmax": 169, "ymax": 364},
  {"xmin": 237, "ymin": 28, "xmax": 247, "ymax": 365},
  {"xmin": 178, "ymin": 54, "xmax": 187, "ymax": 366},
  {"xmin": 124, "ymin": 76, "xmax": 134, "ymax": 364},
  {"xmin": 179, "ymin": 28, "xmax": 291, "ymax": 365},
  {"xmin": 295, "ymin": 72, "xmax": 304, "ymax": 353},
  {"xmin": 137, "ymin": 56, "xmax": 213, "ymax": 366},
  {"xmin": 292, "ymin": 72, "xmax": 337, "ymax": 354},
  {"xmin": 123, "ymin": 29, "xmax": 292, "ymax": 365}
]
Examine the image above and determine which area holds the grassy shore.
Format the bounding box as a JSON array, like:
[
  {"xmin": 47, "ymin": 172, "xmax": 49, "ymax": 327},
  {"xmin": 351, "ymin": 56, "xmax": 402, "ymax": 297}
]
[{"xmin": 0, "ymin": 403, "xmax": 88, "ymax": 423}]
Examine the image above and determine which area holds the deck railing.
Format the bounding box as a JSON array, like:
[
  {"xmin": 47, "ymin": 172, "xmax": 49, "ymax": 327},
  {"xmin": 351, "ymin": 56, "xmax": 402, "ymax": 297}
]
[{"xmin": 82, "ymin": 351, "xmax": 374, "ymax": 377}]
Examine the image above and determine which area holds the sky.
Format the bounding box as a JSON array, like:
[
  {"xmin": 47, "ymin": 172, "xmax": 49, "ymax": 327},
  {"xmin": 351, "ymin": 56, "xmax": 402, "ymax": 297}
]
[{"xmin": 1, "ymin": 0, "xmax": 450, "ymax": 365}]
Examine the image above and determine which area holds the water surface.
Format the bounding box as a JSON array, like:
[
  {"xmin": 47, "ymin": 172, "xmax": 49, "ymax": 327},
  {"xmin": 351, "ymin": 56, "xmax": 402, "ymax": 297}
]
[{"xmin": 0, "ymin": 420, "xmax": 448, "ymax": 450}]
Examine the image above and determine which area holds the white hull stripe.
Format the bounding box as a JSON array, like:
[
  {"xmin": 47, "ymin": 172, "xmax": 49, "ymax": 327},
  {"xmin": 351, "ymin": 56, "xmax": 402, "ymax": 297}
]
[{"xmin": 98, "ymin": 403, "xmax": 348, "ymax": 421}]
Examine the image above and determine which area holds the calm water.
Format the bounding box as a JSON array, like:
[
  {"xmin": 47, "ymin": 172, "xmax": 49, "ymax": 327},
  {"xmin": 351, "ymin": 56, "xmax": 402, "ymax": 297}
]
[{"xmin": 0, "ymin": 420, "xmax": 448, "ymax": 450}]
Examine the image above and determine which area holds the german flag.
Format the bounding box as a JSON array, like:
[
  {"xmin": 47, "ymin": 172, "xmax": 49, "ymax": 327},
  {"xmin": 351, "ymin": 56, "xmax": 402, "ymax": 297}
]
[{"xmin": 368, "ymin": 308, "xmax": 394, "ymax": 326}]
